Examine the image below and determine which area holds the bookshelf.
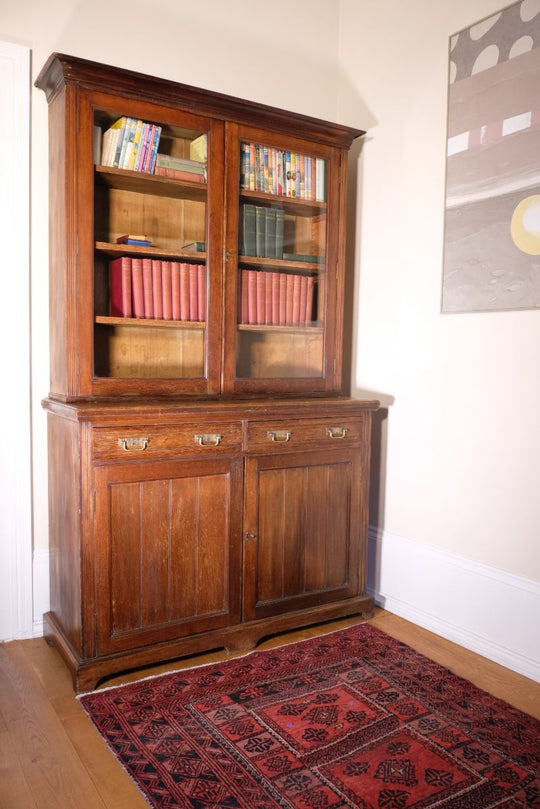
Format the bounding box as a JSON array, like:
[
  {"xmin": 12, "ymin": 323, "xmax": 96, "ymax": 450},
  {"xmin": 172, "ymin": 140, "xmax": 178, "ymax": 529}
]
[{"xmin": 37, "ymin": 53, "xmax": 378, "ymax": 691}]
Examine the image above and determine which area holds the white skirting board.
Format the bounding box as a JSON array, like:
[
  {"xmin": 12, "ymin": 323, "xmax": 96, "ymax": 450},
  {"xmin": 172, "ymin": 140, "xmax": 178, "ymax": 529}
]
[
  {"xmin": 368, "ymin": 526, "xmax": 540, "ymax": 683},
  {"xmin": 32, "ymin": 536, "xmax": 540, "ymax": 682}
]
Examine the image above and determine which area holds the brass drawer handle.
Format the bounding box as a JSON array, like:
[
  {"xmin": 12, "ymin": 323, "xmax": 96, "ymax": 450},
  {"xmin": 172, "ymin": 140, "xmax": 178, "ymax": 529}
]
[
  {"xmin": 326, "ymin": 426, "xmax": 348, "ymax": 439},
  {"xmin": 118, "ymin": 437, "xmax": 149, "ymax": 452},
  {"xmin": 195, "ymin": 433, "xmax": 222, "ymax": 447},
  {"xmin": 267, "ymin": 430, "xmax": 291, "ymax": 443}
]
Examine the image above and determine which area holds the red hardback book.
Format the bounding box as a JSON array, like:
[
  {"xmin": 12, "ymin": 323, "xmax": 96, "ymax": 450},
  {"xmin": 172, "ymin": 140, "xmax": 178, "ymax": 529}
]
[
  {"xmin": 152, "ymin": 260, "xmax": 163, "ymax": 319},
  {"xmin": 305, "ymin": 277, "xmax": 315, "ymax": 324},
  {"xmin": 171, "ymin": 262, "xmax": 181, "ymax": 320},
  {"xmin": 189, "ymin": 264, "xmax": 199, "ymax": 321},
  {"xmin": 161, "ymin": 261, "xmax": 172, "ymax": 320},
  {"xmin": 256, "ymin": 271, "xmax": 265, "ymax": 325},
  {"xmin": 248, "ymin": 270, "xmax": 257, "ymax": 324},
  {"xmin": 109, "ymin": 256, "xmax": 132, "ymax": 317},
  {"xmin": 142, "ymin": 258, "xmax": 154, "ymax": 318},
  {"xmin": 279, "ymin": 273, "xmax": 287, "ymax": 325},
  {"xmin": 180, "ymin": 263, "xmax": 190, "ymax": 320},
  {"xmin": 271, "ymin": 272, "xmax": 280, "ymax": 325},
  {"xmin": 292, "ymin": 274, "xmax": 302, "ymax": 324},
  {"xmin": 197, "ymin": 264, "xmax": 206, "ymax": 322},
  {"xmin": 131, "ymin": 258, "xmax": 144, "ymax": 318},
  {"xmin": 264, "ymin": 272, "xmax": 273, "ymax": 325},
  {"xmin": 285, "ymin": 274, "xmax": 294, "ymax": 325},
  {"xmin": 299, "ymin": 275, "xmax": 308, "ymax": 325},
  {"xmin": 240, "ymin": 270, "xmax": 249, "ymax": 324}
]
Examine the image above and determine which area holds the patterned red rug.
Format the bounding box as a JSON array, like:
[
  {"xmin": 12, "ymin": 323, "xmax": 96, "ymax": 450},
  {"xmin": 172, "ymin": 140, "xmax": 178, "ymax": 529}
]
[{"xmin": 80, "ymin": 623, "xmax": 540, "ymax": 808}]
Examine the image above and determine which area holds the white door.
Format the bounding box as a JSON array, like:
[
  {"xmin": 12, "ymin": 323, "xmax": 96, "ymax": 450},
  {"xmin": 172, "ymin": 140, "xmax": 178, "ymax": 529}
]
[{"xmin": 0, "ymin": 41, "xmax": 32, "ymax": 640}]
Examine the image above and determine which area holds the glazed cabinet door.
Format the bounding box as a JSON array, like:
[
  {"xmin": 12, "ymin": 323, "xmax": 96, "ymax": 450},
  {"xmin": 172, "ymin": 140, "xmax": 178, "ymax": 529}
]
[
  {"xmin": 223, "ymin": 123, "xmax": 348, "ymax": 395},
  {"xmin": 56, "ymin": 86, "xmax": 225, "ymax": 399},
  {"xmin": 92, "ymin": 456, "xmax": 243, "ymax": 655},
  {"xmin": 242, "ymin": 447, "xmax": 364, "ymax": 621}
]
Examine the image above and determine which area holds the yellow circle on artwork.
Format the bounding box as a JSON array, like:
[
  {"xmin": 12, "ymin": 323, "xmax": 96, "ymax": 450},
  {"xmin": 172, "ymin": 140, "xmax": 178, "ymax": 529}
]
[{"xmin": 511, "ymin": 195, "xmax": 540, "ymax": 255}]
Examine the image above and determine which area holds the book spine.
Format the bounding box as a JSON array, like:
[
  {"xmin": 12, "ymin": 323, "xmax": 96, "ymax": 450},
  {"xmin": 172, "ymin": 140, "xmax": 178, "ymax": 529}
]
[
  {"xmin": 240, "ymin": 142, "xmax": 250, "ymax": 190},
  {"xmin": 180, "ymin": 263, "xmax": 190, "ymax": 320},
  {"xmin": 161, "ymin": 261, "xmax": 172, "ymax": 320},
  {"xmin": 131, "ymin": 258, "xmax": 144, "ymax": 318},
  {"xmin": 197, "ymin": 264, "xmax": 206, "ymax": 322},
  {"xmin": 112, "ymin": 119, "xmax": 127, "ymax": 168},
  {"xmin": 255, "ymin": 206, "xmax": 265, "ymax": 257},
  {"xmin": 264, "ymin": 208, "xmax": 277, "ymax": 258},
  {"xmin": 305, "ymin": 276, "xmax": 315, "ymax": 324},
  {"xmin": 148, "ymin": 126, "xmax": 162, "ymax": 174},
  {"xmin": 292, "ymin": 274, "xmax": 302, "ymax": 324},
  {"xmin": 316, "ymin": 158, "xmax": 326, "ymax": 201},
  {"xmin": 151, "ymin": 260, "xmax": 163, "ymax": 319},
  {"xmin": 249, "ymin": 143, "xmax": 256, "ymax": 190},
  {"xmin": 240, "ymin": 269, "xmax": 249, "ymax": 324},
  {"xmin": 247, "ymin": 270, "xmax": 257, "ymax": 324},
  {"xmin": 264, "ymin": 272, "xmax": 273, "ymax": 325},
  {"xmin": 189, "ymin": 264, "xmax": 199, "ymax": 321},
  {"xmin": 285, "ymin": 274, "xmax": 294, "ymax": 324},
  {"xmin": 279, "ymin": 273, "xmax": 287, "ymax": 325},
  {"xmin": 109, "ymin": 256, "xmax": 132, "ymax": 317},
  {"xmin": 241, "ymin": 204, "xmax": 256, "ymax": 256},
  {"xmin": 118, "ymin": 117, "xmax": 135, "ymax": 169},
  {"xmin": 271, "ymin": 272, "xmax": 280, "ymax": 325},
  {"xmin": 256, "ymin": 271, "xmax": 265, "ymax": 325},
  {"xmin": 171, "ymin": 262, "xmax": 181, "ymax": 320},
  {"xmin": 275, "ymin": 209, "xmax": 284, "ymax": 259},
  {"xmin": 142, "ymin": 258, "xmax": 154, "ymax": 318}
]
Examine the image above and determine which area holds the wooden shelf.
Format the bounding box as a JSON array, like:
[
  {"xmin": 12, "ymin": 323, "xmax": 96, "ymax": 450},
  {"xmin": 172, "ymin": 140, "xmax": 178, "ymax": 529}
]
[
  {"xmin": 237, "ymin": 323, "xmax": 322, "ymax": 333},
  {"xmin": 95, "ymin": 241, "xmax": 207, "ymax": 261},
  {"xmin": 95, "ymin": 315, "xmax": 205, "ymax": 329},
  {"xmin": 240, "ymin": 188, "xmax": 326, "ymax": 215},
  {"xmin": 238, "ymin": 255, "xmax": 324, "ymax": 272},
  {"xmin": 95, "ymin": 165, "xmax": 207, "ymax": 201}
]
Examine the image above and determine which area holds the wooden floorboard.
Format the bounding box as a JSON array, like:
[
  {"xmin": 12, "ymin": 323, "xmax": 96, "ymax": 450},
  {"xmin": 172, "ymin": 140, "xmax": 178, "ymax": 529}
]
[{"xmin": 1, "ymin": 609, "xmax": 538, "ymax": 808}]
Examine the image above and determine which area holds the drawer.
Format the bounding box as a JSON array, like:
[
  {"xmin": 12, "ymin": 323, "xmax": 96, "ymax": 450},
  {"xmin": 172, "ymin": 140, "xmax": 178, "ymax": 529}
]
[
  {"xmin": 246, "ymin": 417, "xmax": 364, "ymax": 453},
  {"xmin": 92, "ymin": 422, "xmax": 243, "ymax": 460}
]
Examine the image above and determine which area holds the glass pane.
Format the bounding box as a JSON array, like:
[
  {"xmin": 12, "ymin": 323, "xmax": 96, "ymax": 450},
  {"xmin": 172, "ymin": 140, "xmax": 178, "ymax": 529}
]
[
  {"xmin": 93, "ymin": 109, "xmax": 208, "ymax": 379},
  {"xmin": 236, "ymin": 141, "xmax": 327, "ymax": 379}
]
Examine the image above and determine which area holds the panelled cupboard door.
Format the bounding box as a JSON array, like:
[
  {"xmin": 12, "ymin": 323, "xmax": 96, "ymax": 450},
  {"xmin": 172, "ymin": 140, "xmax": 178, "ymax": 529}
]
[
  {"xmin": 93, "ymin": 457, "xmax": 243, "ymax": 655},
  {"xmin": 242, "ymin": 448, "xmax": 363, "ymax": 621}
]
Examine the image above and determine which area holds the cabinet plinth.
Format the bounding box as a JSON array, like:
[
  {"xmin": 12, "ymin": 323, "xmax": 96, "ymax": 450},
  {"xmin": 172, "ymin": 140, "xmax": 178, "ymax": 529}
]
[{"xmin": 37, "ymin": 53, "xmax": 378, "ymax": 692}]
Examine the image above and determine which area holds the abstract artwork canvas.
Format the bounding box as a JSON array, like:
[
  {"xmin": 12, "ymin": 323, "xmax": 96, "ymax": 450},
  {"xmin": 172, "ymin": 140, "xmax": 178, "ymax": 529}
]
[{"xmin": 442, "ymin": 0, "xmax": 540, "ymax": 313}]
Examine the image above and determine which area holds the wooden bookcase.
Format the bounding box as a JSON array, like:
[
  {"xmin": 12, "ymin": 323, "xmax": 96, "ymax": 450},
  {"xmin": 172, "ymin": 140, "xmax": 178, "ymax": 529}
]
[{"xmin": 37, "ymin": 53, "xmax": 379, "ymax": 691}]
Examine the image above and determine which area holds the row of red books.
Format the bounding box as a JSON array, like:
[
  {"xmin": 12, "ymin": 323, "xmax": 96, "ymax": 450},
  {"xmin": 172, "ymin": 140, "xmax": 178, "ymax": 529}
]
[
  {"xmin": 109, "ymin": 257, "xmax": 206, "ymax": 322},
  {"xmin": 240, "ymin": 269, "xmax": 316, "ymax": 327}
]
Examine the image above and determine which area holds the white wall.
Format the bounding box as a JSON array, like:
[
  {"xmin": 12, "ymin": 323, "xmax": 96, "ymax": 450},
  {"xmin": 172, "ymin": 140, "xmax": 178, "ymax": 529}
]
[
  {"xmin": 339, "ymin": 0, "xmax": 540, "ymax": 581},
  {"xmin": 1, "ymin": 0, "xmax": 538, "ymax": 677},
  {"xmin": 338, "ymin": 0, "xmax": 540, "ymax": 679}
]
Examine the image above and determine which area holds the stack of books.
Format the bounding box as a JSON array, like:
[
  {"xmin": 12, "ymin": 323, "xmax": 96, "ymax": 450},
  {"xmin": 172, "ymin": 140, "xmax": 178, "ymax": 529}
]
[
  {"xmin": 154, "ymin": 154, "xmax": 206, "ymax": 183},
  {"xmin": 239, "ymin": 269, "xmax": 316, "ymax": 327},
  {"xmin": 100, "ymin": 117, "xmax": 162, "ymax": 173},
  {"xmin": 240, "ymin": 142, "xmax": 326, "ymax": 201},
  {"xmin": 109, "ymin": 257, "xmax": 206, "ymax": 322}
]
